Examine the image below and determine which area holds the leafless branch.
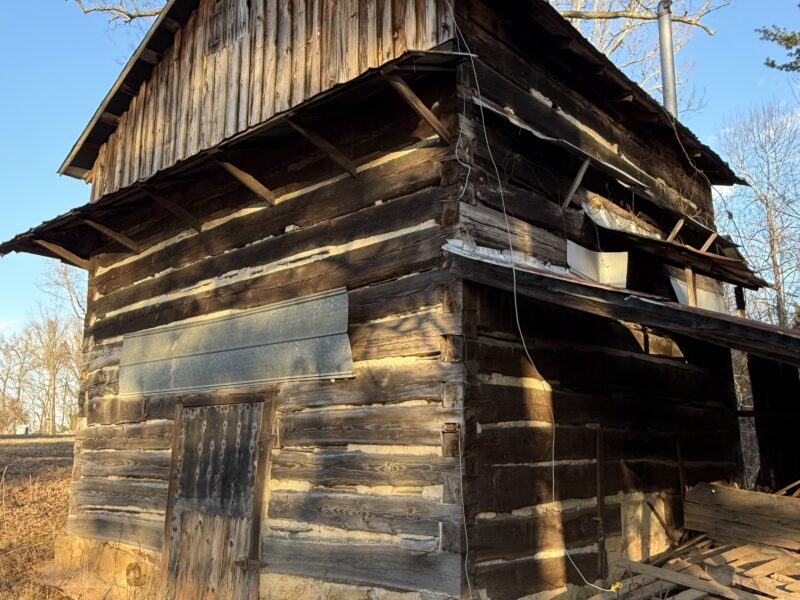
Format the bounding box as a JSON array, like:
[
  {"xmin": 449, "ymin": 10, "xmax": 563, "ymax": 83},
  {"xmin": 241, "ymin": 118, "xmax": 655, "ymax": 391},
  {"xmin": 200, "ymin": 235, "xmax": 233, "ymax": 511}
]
[{"xmin": 72, "ymin": 0, "xmax": 163, "ymax": 23}]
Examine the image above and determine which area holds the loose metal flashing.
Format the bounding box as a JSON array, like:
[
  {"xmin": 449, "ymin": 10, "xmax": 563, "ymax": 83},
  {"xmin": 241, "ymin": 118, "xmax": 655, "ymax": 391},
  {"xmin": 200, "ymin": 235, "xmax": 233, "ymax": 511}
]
[{"xmin": 118, "ymin": 289, "xmax": 354, "ymax": 395}]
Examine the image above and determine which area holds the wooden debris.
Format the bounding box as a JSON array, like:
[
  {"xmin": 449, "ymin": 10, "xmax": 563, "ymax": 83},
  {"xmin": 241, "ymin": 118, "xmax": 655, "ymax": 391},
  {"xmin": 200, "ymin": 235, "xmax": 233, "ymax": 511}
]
[{"xmin": 685, "ymin": 483, "xmax": 800, "ymax": 551}]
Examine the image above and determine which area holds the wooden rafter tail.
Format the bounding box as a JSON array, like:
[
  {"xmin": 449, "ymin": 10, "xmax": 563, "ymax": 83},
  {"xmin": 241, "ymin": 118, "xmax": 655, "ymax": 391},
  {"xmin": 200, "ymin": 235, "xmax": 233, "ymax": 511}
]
[
  {"xmin": 561, "ymin": 157, "xmax": 591, "ymax": 208},
  {"xmin": 81, "ymin": 219, "xmax": 141, "ymax": 253},
  {"xmin": 285, "ymin": 117, "xmax": 358, "ymax": 178},
  {"xmin": 666, "ymin": 218, "xmax": 685, "ymax": 242},
  {"xmin": 145, "ymin": 188, "xmax": 203, "ymax": 233},
  {"xmin": 699, "ymin": 231, "xmax": 718, "ymax": 253},
  {"xmin": 383, "ymin": 73, "xmax": 452, "ymax": 145},
  {"xmin": 33, "ymin": 239, "xmax": 90, "ymax": 270},
  {"xmin": 213, "ymin": 157, "xmax": 276, "ymax": 205}
]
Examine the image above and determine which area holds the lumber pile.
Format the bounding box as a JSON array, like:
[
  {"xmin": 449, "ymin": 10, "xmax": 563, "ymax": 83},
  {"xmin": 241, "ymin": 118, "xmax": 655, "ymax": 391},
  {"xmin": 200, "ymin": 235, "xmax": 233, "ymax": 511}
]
[
  {"xmin": 685, "ymin": 483, "xmax": 800, "ymax": 551},
  {"xmin": 590, "ymin": 537, "xmax": 800, "ymax": 599},
  {"xmin": 588, "ymin": 484, "xmax": 800, "ymax": 599}
]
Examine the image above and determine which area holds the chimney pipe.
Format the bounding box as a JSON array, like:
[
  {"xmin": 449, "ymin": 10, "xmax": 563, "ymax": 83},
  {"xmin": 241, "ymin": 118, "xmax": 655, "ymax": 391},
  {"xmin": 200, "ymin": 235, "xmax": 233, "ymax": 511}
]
[{"xmin": 658, "ymin": 0, "xmax": 678, "ymax": 117}]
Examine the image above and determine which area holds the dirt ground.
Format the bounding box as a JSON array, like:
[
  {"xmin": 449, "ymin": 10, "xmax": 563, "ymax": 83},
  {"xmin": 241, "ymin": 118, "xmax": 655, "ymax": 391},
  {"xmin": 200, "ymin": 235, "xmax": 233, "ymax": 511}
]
[{"xmin": 0, "ymin": 436, "xmax": 74, "ymax": 600}]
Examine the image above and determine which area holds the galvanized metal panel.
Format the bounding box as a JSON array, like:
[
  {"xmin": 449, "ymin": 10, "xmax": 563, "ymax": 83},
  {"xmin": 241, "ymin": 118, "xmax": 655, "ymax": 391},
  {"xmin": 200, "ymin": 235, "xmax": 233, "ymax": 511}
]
[{"xmin": 119, "ymin": 289, "xmax": 354, "ymax": 395}]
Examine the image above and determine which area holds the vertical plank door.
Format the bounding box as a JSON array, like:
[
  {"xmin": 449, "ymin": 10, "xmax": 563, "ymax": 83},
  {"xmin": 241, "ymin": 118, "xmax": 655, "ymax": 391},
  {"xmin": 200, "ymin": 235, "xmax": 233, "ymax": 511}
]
[{"xmin": 156, "ymin": 394, "xmax": 275, "ymax": 600}]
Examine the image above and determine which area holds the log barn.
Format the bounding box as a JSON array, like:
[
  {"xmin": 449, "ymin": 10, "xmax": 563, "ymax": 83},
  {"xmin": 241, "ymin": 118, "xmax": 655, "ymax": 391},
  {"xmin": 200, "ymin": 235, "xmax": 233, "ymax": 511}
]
[{"xmin": 3, "ymin": 0, "xmax": 800, "ymax": 598}]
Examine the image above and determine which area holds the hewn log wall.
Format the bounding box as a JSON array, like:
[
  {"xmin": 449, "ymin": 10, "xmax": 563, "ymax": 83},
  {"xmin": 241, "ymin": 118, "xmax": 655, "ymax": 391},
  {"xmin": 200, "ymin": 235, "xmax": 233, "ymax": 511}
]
[
  {"xmin": 461, "ymin": 285, "xmax": 741, "ymax": 600},
  {"xmin": 70, "ymin": 83, "xmax": 468, "ymax": 596},
  {"xmin": 89, "ymin": 0, "xmax": 454, "ymax": 200}
]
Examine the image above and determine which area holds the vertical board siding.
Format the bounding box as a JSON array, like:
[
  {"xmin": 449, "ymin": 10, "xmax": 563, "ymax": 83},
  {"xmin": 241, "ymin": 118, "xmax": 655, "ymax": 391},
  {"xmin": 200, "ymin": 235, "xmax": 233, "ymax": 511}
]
[{"xmin": 90, "ymin": 0, "xmax": 452, "ymax": 201}]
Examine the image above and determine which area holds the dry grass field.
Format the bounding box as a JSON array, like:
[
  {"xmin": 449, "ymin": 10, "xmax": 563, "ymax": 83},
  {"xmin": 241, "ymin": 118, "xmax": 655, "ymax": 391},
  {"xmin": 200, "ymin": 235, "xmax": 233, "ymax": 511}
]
[{"xmin": 0, "ymin": 436, "xmax": 74, "ymax": 600}]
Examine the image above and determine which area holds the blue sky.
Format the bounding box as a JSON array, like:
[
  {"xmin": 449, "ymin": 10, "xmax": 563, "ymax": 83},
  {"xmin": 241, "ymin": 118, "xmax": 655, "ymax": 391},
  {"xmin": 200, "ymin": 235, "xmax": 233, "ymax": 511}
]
[{"xmin": 0, "ymin": 1, "xmax": 796, "ymax": 331}]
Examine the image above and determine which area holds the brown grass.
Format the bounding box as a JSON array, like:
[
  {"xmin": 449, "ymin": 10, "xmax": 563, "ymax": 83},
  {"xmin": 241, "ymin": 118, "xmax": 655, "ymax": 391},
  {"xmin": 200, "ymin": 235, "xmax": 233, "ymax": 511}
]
[{"xmin": 0, "ymin": 436, "xmax": 74, "ymax": 600}]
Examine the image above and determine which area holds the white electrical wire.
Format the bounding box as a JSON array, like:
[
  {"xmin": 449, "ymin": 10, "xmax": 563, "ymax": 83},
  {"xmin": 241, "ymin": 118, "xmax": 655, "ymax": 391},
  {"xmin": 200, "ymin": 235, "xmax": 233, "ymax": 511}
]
[{"xmin": 444, "ymin": 2, "xmax": 614, "ymax": 593}]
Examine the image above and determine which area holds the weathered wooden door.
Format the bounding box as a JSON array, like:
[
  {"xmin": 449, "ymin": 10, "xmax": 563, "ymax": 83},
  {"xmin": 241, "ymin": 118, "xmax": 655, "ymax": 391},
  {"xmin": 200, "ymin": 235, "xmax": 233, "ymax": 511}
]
[{"xmin": 158, "ymin": 394, "xmax": 275, "ymax": 600}]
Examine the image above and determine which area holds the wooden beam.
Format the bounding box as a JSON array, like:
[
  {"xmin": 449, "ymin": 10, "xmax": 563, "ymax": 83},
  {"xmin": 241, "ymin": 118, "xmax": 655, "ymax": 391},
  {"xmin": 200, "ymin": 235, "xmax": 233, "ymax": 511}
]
[
  {"xmin": 214, "ymin": 158, "xmax": 276, "ymax": 205},
  {"xmin": 735, "ymin": 286, "xmax": 746, "ymax": 319},
  {"xmin": 161, "ymin": 16, "xmax": 182, "ymax": 32},
  {"xmin": 33, "ymin": 239, "xmax": 90, "ymax": 270},
  {"xmin": 699, "ymin": 232, "xmax": 718, "ymax": 253},
  {"xmin": 383, "ymin": 73, "xmax": 452, "ymax": 145},
  {"xmin": 561, "ymin": 157, "xmax": 591, "ymax": 208},
  {"xmin": 81, "ymin": 219, "xmax": 141, "ymax": 253},
  {"xmin": 140, "ymin": 48, "xmax": 161, "ymax": 65},
  {"xmin": 666, "ymin": 219, "xmax": 685, "ymax": 242},
  {"xmin": 98, "ymin": 111, "xmax": 121, "ymax": 127},
  {"xmin": 285, "ymin": 118, "xmax": 358, "ymax": 178},
  {"xmin": 145, "ymin": 190, "xmax": 203, "ymax": 233},
  {"xmin": 617, "ymin": 559, "xmax": 766, "ymax": 600},
  {"xmin": 685, "ymin": 266, "xmax": 697, "ymax": 307}
]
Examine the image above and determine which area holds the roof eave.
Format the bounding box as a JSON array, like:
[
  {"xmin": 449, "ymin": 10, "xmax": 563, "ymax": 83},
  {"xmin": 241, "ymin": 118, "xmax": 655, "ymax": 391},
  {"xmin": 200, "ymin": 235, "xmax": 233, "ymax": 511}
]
[{"xmin": 58, "ymin": 0, "xmax": 189, "ymax": 178}]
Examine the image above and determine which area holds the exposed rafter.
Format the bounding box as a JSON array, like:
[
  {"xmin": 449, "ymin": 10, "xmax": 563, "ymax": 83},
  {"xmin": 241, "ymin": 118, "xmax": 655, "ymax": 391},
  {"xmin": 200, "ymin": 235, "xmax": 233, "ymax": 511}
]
[
  {"xmin": 666, "ymin": 218, "xmax": 685, "ymax": 242},
  {"xmin": 213, "ymin": 157, "xmax": 276, "ymax": 205},
  {"xmin": 145, "ymin": 189, "xmax": 203, "ymax": 233},
  {"xmin": 286, "ymin": 118, "xmax": 358, "ymax": 178},
  {"xmin": 33, "ymin": 239, "xmax": 90, "ymax": 270},
  {"xmin": 82, "ymin": 219, "xmax": 141, "ymax": 253},
  {"xmin": 383, "ymin": 72, "xmax": 452, "ymax": 145},
  {"xmin": 562, "ymin": 158, "xmax": 591, "ymax": 208}
]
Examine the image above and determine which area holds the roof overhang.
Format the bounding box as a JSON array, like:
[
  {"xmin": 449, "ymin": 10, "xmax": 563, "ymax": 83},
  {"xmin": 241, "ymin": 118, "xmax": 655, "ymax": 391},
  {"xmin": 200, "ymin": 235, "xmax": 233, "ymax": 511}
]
[
  {"xmin": 446, "ymin": 248, "xmax": 800, "ymax": 368},
  {"xmin": 5, "ymin": 50, "xmax": 469, "ymax": 263},
  {"xmin": 60, "ymin": 0, "xmax": 194, "ymax": 178}
]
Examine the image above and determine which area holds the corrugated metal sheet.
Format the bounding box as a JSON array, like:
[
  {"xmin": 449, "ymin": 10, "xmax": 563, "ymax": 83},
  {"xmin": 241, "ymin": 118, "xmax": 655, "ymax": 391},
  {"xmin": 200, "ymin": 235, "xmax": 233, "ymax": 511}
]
[{"xmin": 119, "ymin": 289, "xmax": 353, "ymax": 395}]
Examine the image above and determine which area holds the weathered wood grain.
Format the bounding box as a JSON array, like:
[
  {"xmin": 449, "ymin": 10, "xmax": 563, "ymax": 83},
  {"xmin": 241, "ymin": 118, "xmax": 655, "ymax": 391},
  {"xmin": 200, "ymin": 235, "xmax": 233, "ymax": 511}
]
[
  {"xmin": 279, "ymin": 360, "xmax": 464, "ymax": 411},
  {"xmin": 71, "ymin": 478, "xmax": 168, "ymax": 512},
  {"xmin": 473, "ymin": 505, "xmax": 621, "ymax": 562},
  {"xmin": 90, "ymin": 227, "xmax": 449, "ymax": 341},
  {"xmin": 86, "ymin": 394, "xmax": 143, "ymax": 426},
  {"xmin": 268, "ymin": 489, "xmax": 460, "ymax": 535},
  {"xmin": 685, "ymin": 483, "xmax": 800, "ymax": 550},
  {"xmin": 66, "ymin": 510, "xmax": 164, "ymax": 551},
  {"xmin": 92, "ymin": 182, "xmax": 453, "ymax": 318},
  {"xmin": 478, "ymin": 460, "xmax": 737, "ymax": 513},
  {"xmin": 459, "ymin": 201, "xmax": 568, "ymax": 266},
  {"xmin": 262, "ymin": 537, "xmax": 462, "ymax": 596},
  {"xmin": 75, "ymin": 450, "xmax": 171, "ymax": 480},
  {"xmin": 469, "ymin": 383, "xmax": 734, "ymax": 432},
  {"xmin": 75, "ymin": 421, "xmax": 173, "ymax": 451},
  {"xmin": 271, "ymin": 449, "xmax": 457, "ymax": 487},
  {"xmin": 474, "ymin": 551, "xmax": 598, "ymax": 600},
  {"xmin": 278, "ymin": 403, "xmax": 460, "ymax": 446}
]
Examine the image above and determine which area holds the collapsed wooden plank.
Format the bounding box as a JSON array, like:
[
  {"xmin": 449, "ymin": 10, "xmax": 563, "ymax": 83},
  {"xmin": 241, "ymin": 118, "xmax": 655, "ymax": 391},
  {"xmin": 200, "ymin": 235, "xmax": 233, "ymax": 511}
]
[{"xmin": 618, "ymin": 558, "xmax": 768, "ymax": 600}]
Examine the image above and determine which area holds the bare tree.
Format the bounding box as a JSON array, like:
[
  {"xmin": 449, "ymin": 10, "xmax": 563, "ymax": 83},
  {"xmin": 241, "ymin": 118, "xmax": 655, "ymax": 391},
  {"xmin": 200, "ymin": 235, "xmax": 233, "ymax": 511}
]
[
  {"xmin": 549, "ymin": 0, "xmax": 731, "ymax": 101},
  {"xmin": 72, "ymin": 0, "xmax": 162, "ymax": 23},
  {"xmin": 716, "ymin": 101, "xmax": 800, "ymax": 328}
]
